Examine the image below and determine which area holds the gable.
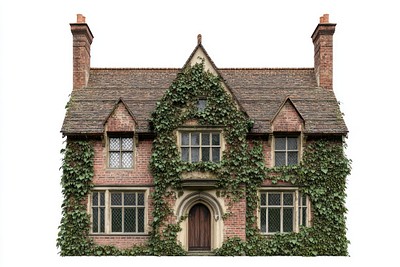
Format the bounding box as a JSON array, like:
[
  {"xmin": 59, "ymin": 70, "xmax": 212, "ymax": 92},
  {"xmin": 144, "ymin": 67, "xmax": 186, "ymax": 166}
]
[
  {"xmin": 271, "ymin": 98, "xmax": 304, "ymax": 132},
  {"xmin": 104, "ymin": 98, "xmax": 137, "ymax": 132}
]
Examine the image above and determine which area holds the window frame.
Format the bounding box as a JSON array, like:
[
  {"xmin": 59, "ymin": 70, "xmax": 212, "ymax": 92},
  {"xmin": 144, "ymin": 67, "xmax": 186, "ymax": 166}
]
[
  {"xmin": 178, "ymin": 130, "xmax": 223, "ymax": 163},
  {"xmin": 273, "ymin": 135, "xmax": 300, "ymax": 167},
  {"xmin": 258, "ymin": 188, "xmax": 310, "ymax": 235},
  {"xmin": 107, "ymin": 135, "xmax": 135, "ymax": 169},
  {"xmin": 89, "ymin": 187, "xmax": 149, "ymax": 235}
]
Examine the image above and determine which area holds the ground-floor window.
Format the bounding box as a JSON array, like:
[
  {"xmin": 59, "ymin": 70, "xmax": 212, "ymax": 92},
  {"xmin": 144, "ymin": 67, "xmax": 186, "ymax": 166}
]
[
  {"xmin": 90, "ymin": 188, "xmax": 148, "ymax": 234},
  {"xmin": 259, "ymin": 189, "xmax": 310, "ymax": 234}
]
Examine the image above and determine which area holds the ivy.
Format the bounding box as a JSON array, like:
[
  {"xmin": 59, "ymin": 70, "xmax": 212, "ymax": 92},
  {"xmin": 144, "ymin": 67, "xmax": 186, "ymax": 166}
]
[{"xmin": 58, "ymin": 60, "xmax": 351, "ymax": 256}]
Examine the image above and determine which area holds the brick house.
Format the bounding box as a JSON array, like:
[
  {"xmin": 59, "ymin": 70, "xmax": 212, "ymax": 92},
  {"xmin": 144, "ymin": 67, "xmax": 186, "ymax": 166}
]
[{"xmin": 60, "ymin": 14, "xmax": 349, "ymax": 255}]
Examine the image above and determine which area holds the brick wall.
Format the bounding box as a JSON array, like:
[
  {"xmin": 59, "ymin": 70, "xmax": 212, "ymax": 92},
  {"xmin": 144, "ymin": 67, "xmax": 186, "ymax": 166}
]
[{"xmin": 223, "ymin": 195, "xmax": 246, "ymax": 241}]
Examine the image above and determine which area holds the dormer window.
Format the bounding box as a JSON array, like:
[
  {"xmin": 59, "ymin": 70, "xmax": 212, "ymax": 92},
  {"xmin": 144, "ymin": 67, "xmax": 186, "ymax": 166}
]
[{"xmin": 180, "ymin": 131, "xmax": 221, "ymax": 163}]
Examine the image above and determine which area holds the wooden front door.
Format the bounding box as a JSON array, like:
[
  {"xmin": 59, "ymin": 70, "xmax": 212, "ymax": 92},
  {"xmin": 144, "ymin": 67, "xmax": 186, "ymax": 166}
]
[{"xmin": 188, "ymin": 203, "xmax": 211, "ymax": 251}]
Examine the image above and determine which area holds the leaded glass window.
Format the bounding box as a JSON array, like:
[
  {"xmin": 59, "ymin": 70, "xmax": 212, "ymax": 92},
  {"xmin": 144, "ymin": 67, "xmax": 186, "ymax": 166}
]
[
  {"xmin": 259, "ymin": 191, "xmax": 309, "ymax": 234},
  {"xmin": 92, "ymin": 191, "xmax": 105, "ymax": 233},
  {"xmin": 110, "ymin": 192, "xmax": 145, "ymax": 233},
  {"xmin": 274, "ymin": 137, "xmax": 298, "ymax": 166},
  {"xmin": 180, "ymin": 132, "xmax": 221, "ymax": 163},
  {"xmin": 109, "ymin": 137, "xmax": 134, "ymax": 168}
]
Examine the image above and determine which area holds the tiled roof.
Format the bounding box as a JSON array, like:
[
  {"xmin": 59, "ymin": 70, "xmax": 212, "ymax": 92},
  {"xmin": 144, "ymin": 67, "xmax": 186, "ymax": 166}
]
[{"xmin": 61, "ymin": 67, "xmax": 347, "ymax": 135}]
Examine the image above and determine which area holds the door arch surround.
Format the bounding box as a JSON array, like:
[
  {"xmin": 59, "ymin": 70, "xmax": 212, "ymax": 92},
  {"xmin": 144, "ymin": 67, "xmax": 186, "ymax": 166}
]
[{"xmin": 175, "ymin": 191, "xmax": 224, "ymax": 251}]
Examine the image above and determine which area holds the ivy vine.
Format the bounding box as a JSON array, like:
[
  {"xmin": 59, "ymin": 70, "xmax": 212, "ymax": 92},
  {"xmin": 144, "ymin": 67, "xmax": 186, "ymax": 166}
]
[{"xmin": 57, "ymin": 60, "xmax": 351, "ymax": 256}]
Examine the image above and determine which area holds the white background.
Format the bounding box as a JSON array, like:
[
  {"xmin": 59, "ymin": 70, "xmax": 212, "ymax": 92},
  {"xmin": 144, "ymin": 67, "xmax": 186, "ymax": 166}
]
[{"xmin": 1, "ymin": 0, "xmax": 399, "ymax": 266}]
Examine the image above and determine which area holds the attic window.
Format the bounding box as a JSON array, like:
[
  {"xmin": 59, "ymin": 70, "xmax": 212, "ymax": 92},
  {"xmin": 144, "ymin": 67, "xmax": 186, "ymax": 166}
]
[{"xmin": 197, "ymin": 99, "xmax": 207, "ymax": 112}]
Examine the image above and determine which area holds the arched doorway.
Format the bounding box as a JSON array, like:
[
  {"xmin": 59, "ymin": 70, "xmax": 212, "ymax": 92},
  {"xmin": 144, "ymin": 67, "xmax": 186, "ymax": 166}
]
[{"xmin": 188, "ymin": 203, "xmax": 211, "ymax": 251}]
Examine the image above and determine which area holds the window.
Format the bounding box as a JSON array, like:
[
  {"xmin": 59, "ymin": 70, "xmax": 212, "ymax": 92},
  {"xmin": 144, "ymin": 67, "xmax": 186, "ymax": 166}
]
[
  {"xmin": 274, "ymin": 136, "xmax": 299, "ymax": 166},
  {"xmin": 197, "ymin": 99, "xmax": 207, "ymax": 112},
  {"xmin": 259, "ymin": 190, "xmax": 309, "ymax": 234},
  {"xmin": 109, "ymin": 137, "xmax": 134, "ymax": 168},
  {"xmin": 90, "ymin": 189, "xmax": 147, "ymax": 234},
  {"xmin": 180, "ymin": 132, "xmax": 221, "ymax": 163}
]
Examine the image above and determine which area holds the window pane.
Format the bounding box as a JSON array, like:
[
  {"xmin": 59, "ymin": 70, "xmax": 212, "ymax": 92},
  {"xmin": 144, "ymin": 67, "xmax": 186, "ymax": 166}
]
[
  {"xmin": 268, "ymin": 208, "xmax": 280, "ymax": 233},
  {"xmin": 122, "ymin": 138, "xmax": 133, "ymax": 150},
  {"xmin": 111, "ymin": 193, "xmax": 122, "ymax": 206},
  {"xmin": 275, "ymin": 138, "xmax": 286, "ymax": 150},
  {"xmin": 202, "ymin": 133, "xmax": 210, "ymax": 145},
  {"xmin": 137, "ymin": 193, "xmax": 145, "ymax": 206},
  {"xmin": 283, "ymin": 208, "xmax": 293, "ymax": 232},
  {"xmin": 124, "ymin": 193, "xmax": 135, "ymax": 205},
  {"xmin": 191, "ymin": 147, "xmax": 199, "ymax": 162},
  {"xmin": 121, "ymin": 152, "xmax": 133, "ymax": 168},
  {"xmin": 260, "ymin": 208, "xmax": 266, "ymax": 232},
  {"xmin": 212, "ymin": 148, "xmax": 220, "ymax": 162},
  {"xmin": 275, "ymin": 152, "xmax": 286, "ymax": 166},
  {"xmin": 109, "ymin": 152, "xmax": 120, "ymax": 168},
  {"xmin": 181, "ymin": 133, "xmax": 189, "ymax": 146},
  {"xmin": 197, "ymin": 99, "xmax": 207, "ymax": 112},
  {"xmin": 260, "ymin": 193, "xmax": 266, "ymax": 206},
  {"xmin": 212, "ymin": 133, "xmax": 220, "ymax": 145},
  {"xmin": 287, "ymin": 138, "xmax": 298, "ymax": 150},
  {"xmin": 100, "ymin": 207, "xmax": 105, "ymax": 232},
  {"xmin": 181, "ymin": 148, "xmax": 189, "ymax": 162},
  {"xmin": 287, "ymin": 152, "xmax": 298, "ymax": 165},
  {"xmin": 124, "ymin": 208, "xmax": 135, "ymax": 232},
  {"xmin": 268, "ymin": 193, "xmax": 281, "ymax": 206},
  {"xmin": 138, "ymin": 207, "xmax": 145, "ymax": 232},
  {"xmin": 111, "ymin": 208, "xmax": 122, "ymax": 232},
  {"xmin": 302, "ymin": 194, "xmax": 307, "ymax": 206},
  {"xmin": 301, "ymin": 207, "xmax": 307, "ymax": 226},
  {"xmin": 202, "ymin": 147, "xmax": 210, "ymax": 161},
  {"xmin": 109, "ymin": 138, "xmax": 120, "ymax": 150},
  {"xmin": 92, "ymin": 208, "xmax": 98, "ymax": 232},
  {"xmin": 283, "ymin": 193, "xmax": 293, "ymax": 206},
  {"xmin": 100, "ymin": 192, "xmax": 105, "ymax": 206},
  {"xmin": 92, "ymin": 192, "xmax": 98, "ymax": 206},
  {"xmin": 191, "ymin": 133, "xmax": 200, "ymax": 146}
]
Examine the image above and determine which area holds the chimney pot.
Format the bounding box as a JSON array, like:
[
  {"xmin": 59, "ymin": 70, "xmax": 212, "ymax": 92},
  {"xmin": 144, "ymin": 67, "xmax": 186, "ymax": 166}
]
[
  {"xmin": 197, "ymin": 34, "xmax": 202, "ymax": 45},
  {"xmin": 320, "ymin": 14, "xmax": 329, "ymax": 24},
  {"xmin": 77, "ymin": 14, "xmax": 86, "ymax": 23}
]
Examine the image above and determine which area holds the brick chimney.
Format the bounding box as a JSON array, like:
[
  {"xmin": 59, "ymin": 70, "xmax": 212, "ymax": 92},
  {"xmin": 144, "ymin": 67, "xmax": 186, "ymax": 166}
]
[
  {"xmin": 70, "ymin": 14, "xmax": 94, "ymax": 89},
  {"xmin": 311, "ymin": 14, "xmax": 336, "ymax": 90}
]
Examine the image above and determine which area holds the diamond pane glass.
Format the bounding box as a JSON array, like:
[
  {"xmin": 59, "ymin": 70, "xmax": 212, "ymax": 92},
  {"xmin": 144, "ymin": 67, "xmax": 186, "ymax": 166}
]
[
  {"xmin": 100, "ymin": 207, "xmax": 105, "ymax": 232},
  {"xmin": 138, "ymin": 207, "xmax": 145, "ymax": 232},
  {"xmin": 260, "ymin": 208, "xmax": 266, "ymax": 232},
  {"xmin": 191, "ymin": 148, "xmax": 199, "ymax": 162},
  {"xmin": 109, "ymin": 152, "xmax": 120, "ymax": 168},
  {"xmin": 111, "ymin": 208, "xmax": 122, "ymax": 232},
  {"xmin": 181, "ymin": 148, "xmax": 189, "ymax": 162},
  {"xmin": 191, "ymin": 133, "xmax": 200, "ymax": 146},
  {"xmin": 122, "ymin": 138, "xmax": 133, "ymax": 150},
  {"xmin": 283, "ymin": 193, "xmax": 293, "ymax": 206},
  {"xmin": 121, "ymin": 152, "xmax": 133, "ymax": 168},
  {"xmin": 287, "ymin": 138, "xmax": 298, "ymax": 150},
  {"xmin": 212, "ymin": 133, "xmax": 220, "ymax": 145},
  {"xmin": 268, "ymin": 208, "xmax": 280, "ymax": 233},
  {"xmin": 212, "ymin": 148, "xmax": 220, "ymax": 162},
  {"xmin": 100, "ymin": 192, "xmax": 105, "ymax": 206},
  {"xmin": 288, "ymin": 152, "xmax": 298, "ymax": 165},
  {"xmin": 111, "ymin": 193, "xmax": 122, "ymax": 206},
  {"xmin": 202, "ymin": 147, "xmax": 210, "ymax": 161},
  {"xmin": 275, "ymin": 152, "xmax": 285, "ymax": 166},
  {"xmin": 283, "ymin": 208, "xmax": 293, "ymax": 232},
  {"xmin": 268, "ymin": 193, "xmax": 281, "ymax": 206},
  {"xmin": 109, "ymin": 138, "xmax": 120, "ymax": 150},
  {"xmin": 92, "ymin": 192, "xmax": 98, "ymax": 206},
  {"xmin": 92, "ymin": 208, "xmax": 98, "ymax": 232},
  {"xmin": 124, "ymin": 193, "xmax": 135, "ymax": 205},
  {"xmin": 124, "ymin": 208, "xmax": 135, "ymax": 232},
  {"xmin": 275, "ymin": 138, "xmax": 286, "ymax": 150},
  {"xmin": 181, "ymin": 133, "xmax": 189, "ymax": 146},
  {"xmin": 260, "ymin": 193, "xmax": 266, "ymax": 206},
  {"xmin": 137, "ymin": 193, "xmax": 145, "ymax": 206},
  {"xmin": 202, "ymin": 133, "xmax": 210, "ymax": 145}
]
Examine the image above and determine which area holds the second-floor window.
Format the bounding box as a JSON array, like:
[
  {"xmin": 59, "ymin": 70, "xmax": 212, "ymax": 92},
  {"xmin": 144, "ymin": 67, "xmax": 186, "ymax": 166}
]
[
  {"xmin": 109, "ymin": 137, "xmax": 134, "ymax": 168},
  {"xmin": 180, "ymin": 132, "xmax": 221, "ymax": 163},
  {"xmin": 274, "ymin": 136, "xmax": 299, "ymax": 167}
]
